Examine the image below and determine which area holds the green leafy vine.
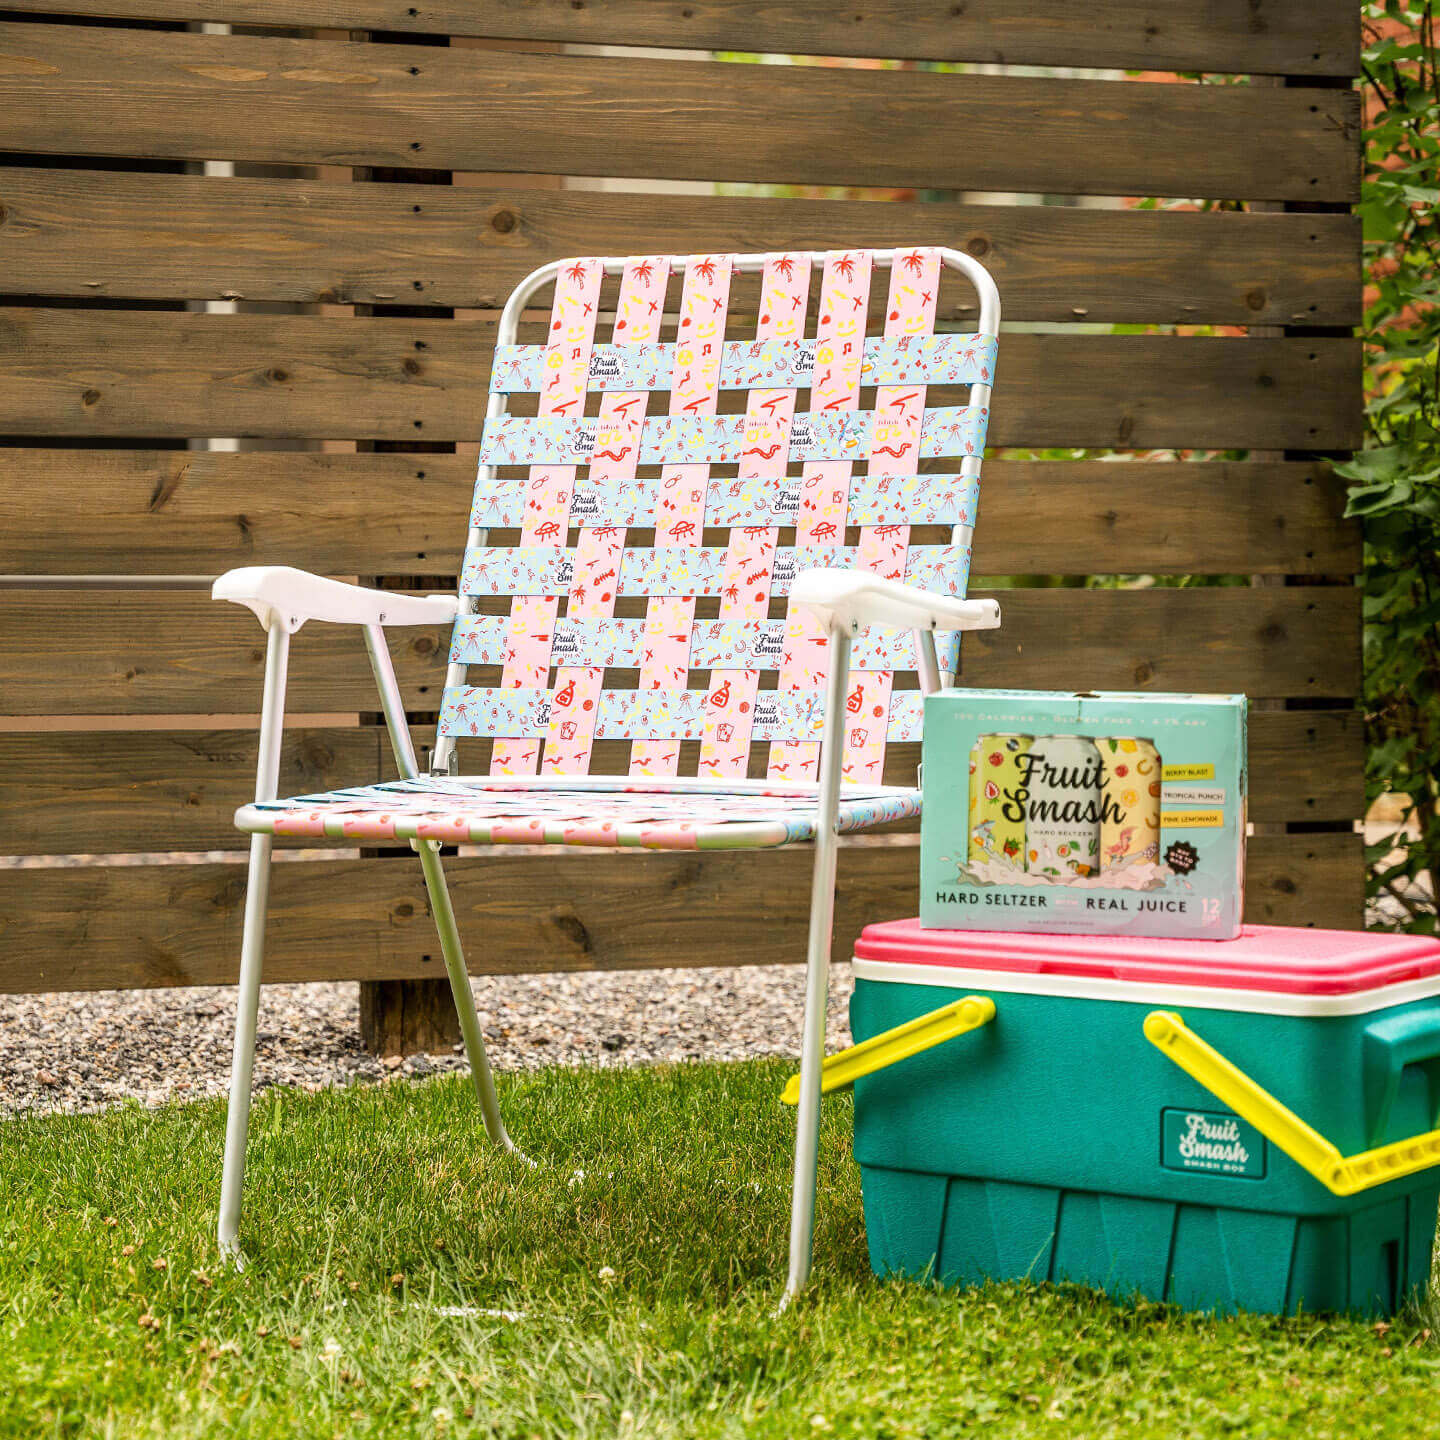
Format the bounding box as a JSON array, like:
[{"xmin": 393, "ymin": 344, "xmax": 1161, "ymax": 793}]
[{"xmin": 1345, "ymin": 3, "xmax": 1440, "ymax": 931}]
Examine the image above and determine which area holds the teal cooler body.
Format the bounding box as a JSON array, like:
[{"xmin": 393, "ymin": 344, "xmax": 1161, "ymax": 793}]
[{"xmin": 849, "ymin": 920, "xmax": 1440, "ymax": 1315}]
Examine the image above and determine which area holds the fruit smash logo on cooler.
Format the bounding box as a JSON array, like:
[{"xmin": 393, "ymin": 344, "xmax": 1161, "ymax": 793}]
[
  {"xmin": 1176, "ymin": 1112, "xmax": 1248, "ymax": 1167},
  {"xmin": 1160, "ymin": 1107, "xmax": 1264, "ymax": 1177}
]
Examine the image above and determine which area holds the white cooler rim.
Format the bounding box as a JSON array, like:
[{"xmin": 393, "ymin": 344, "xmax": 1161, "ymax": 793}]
[{"xmin": 851, "ymin": 956, "xmax": 1440, "ymax": 1019}]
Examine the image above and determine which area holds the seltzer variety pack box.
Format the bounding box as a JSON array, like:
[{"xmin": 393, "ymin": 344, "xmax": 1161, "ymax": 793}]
[{"xmin": 920, "ymin": 689, "xmax": 1247, "ymax": 939}]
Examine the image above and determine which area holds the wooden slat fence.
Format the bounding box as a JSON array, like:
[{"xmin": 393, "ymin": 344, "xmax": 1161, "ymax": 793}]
[{"xmin": 0, "ymin": 0, "xmax": 1363, "ymax": 1002}]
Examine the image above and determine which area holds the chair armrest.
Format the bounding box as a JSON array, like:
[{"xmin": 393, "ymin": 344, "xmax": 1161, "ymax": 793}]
[
  {"xmin": 791, "ymin": 568, "xmax": 1001, "ymax": 633},
  {"xmin": 213, "ymin": 565, "xmax": 459, "ymax": 634}
]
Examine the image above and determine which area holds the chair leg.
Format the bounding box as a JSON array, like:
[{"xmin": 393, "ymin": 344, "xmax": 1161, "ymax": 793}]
[
  {"xmin": 218, "ymin": 832, "xmax": 274, "ymax": 1267},
  {"xmin": 782, "ymin": 625, "xmax": 852, "ymax": 1308},
  {"xmin": 416, "ymin": 840, "xmax": 530, "ymax": 1162},
  {"xmin": 782, "ymin": 852, "xmax": 838, "ymax": 1307}
]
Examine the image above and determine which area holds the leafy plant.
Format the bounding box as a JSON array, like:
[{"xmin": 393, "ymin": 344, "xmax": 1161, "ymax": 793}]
[{"xmin": 1343, "ymin": 4, "xmax": 1440, "ymax": 931}]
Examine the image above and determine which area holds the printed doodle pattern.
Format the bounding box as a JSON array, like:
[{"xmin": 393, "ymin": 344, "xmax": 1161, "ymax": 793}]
[
  {"xmin": 847, "ymin": 247, "xmax": 943, "ymax": 784},
  {"xmin": 458, "ymin": 544, "xmax": 967, "ymax": 602},
  {"xmin": 489, "ymin": 333, "xmax": 997, "ymax": 394},
  {"xmin": 471, "ymin": 469, "xmax": 980, "ymax": 531},
  {"xmin": 700, "ymin": 252, "xmax": 812, "ymax": 779},
  {"xmin": 541, "ymin": 255, "xmax": 668, "ymax": 776},
  {"xmin": 477, "ymin": 406, "xmax": 987, "ymax": 469}
]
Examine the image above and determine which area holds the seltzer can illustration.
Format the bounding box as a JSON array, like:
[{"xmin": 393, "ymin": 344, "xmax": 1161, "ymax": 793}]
[
  {"xmin": 967, "ymin": 733, "xmax": 1033, "ymax": 870},
  {"xmin": 1098, "ymin": 736, "xmax": 1162, "ymax": 872},
  {"xmin": 1023, "ymin": 734, "xmax": 1103, "ymax": 878}
]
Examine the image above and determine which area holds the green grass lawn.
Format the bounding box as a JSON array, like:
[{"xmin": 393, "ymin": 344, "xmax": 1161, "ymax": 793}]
[{"xmin": 3, "ymin": 1058, "xmax": 1439, "ymax": 1439}]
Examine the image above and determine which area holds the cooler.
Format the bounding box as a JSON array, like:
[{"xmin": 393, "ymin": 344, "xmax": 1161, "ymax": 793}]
[{"xmin": 848, "ymin": 920, "xmax": 1440, "ymax": 1315}]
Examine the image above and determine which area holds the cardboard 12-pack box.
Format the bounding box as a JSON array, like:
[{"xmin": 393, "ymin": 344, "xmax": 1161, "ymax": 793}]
[{"xmin": 920, "ymin": 690, "xmax": 1247, "ymax": 939}]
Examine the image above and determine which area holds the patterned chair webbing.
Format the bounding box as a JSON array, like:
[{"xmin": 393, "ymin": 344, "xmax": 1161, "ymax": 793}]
[
  {"xmin": 487, "ymin": 259, "xmax": 602, "ymax": 776},
  {"xmin": 768, "ymin": 251, "xmax": 867, "ymax": 784},
  {"xmin": 700, "ymin": 253, "xmax": 811, "ymax": 779},
  {"xmin": 540, "ymin": 255, "xmax": 667, "ymax": 776},
  {"xmin": 238, "ymin": 778, "xmax": 922, "ymax": 851},
  {"xmin": 631, "ymin": 254, "xmax": 732, "ymax": 777},
  {"xmin": 443, "ymin": 248, "xmax": 996, "ymax": 783}
]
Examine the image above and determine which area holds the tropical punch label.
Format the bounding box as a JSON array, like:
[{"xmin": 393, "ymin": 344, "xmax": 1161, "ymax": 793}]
[{"xmin": 1161, "ymin": 1108, "xmax": 1266, "ymax": 1179}]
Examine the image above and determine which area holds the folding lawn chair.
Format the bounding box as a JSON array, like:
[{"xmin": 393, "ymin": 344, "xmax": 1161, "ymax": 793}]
[{"xmin": 212, "ymin": 247, "xmax": 1002, "ymax": 1301}]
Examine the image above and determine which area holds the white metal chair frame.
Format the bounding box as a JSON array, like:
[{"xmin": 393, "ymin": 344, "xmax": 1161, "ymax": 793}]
[{"xmin": 213, "ymin": 248, "xmax": 1002, "ymax": 1303}]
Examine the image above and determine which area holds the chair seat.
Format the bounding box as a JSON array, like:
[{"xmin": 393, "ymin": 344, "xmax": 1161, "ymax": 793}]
[{"xmin": 236, "ymin": 776, "xmax": 922, "ymax": 851}]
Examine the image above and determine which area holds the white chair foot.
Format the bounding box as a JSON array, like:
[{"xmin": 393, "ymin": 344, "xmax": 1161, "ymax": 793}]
[
  {"xmin": 501, "ymin": 1134, "xmax": 537, "ymax": 1168},
  {"xmin": 218, "ymin": 1233, "xmax": 248, "ymax": 1271}
]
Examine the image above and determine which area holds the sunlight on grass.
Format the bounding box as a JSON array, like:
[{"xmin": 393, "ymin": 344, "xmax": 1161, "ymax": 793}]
[{"xmin": 1, "ymin": 1060, "xmax": 1438, "ymax": 1437}]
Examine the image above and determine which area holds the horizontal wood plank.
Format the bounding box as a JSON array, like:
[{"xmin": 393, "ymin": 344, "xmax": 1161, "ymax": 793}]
[
  {"xmin": 0, "ymin": 0, "xmax": 1360, "ymax": 76},
  {"xmin": 0, "ymin": 310, "xmax": 1363, "ymax": 449},
  {"xmin": 0, "ymin": 708, "xmax": 1363, "ymax": 856},
  {"xmin": 0, "ymin": 452, "xmax": 1360, "ymax": 576},
  {"xmin": 0, "ymin": 24, "xmax": 1361, "ymax": 201},
  {"xmin": 0, "ymin": 169, "xmax": 1361, "ymax": 327},
  {"xmin": 1241, "ymin": 833, "xmax": 1365, "ymax": 932},
  {"xmin": 1247, "ymin": 709, "xmax": 1365, "ymax": 825},
  {"xmin": 0, "ymin": 832, "xmax": 1364, "ymax": 994},
  {"xmin": 0, "ymin": 585, "xmax": 1359, "ymax": 716},
  {"xmin": 0, "ymin": 727, "xmax": 387, "ymax": 856},
  {"xmin": 958, "ymin": 586, "xmax": 1359, "ymax": 698},
  {"xmin": 0, "ymin": 841, "xmax": 930, "ymax": 992}
]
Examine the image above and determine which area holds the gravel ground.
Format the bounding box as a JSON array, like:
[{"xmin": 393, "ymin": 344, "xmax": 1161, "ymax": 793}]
[
  {"xmin": 5, "ymin": 817, "xmax": 1423, "ymax": 1119},
  {"xmin": 0, "ymin": 965, "xmax": 855, "ymax": 1117}
]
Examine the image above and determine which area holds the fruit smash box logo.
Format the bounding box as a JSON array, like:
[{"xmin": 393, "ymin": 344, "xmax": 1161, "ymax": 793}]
[
  {"xmin": 988, "ymin": 748, "xmax": 1123, "ymax": 836},
  {"xmin": 962, "ymin": 735, "xmax": 1165, "ymax": 885},
  {"xmin": 1161, "ymin": 1108, "xmax": 1265, "ymax": 1178}
]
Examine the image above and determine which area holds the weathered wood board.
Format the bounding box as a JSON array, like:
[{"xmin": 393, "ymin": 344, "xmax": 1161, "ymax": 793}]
[
  {"xmin": 0, "ymin": 310, "xmax": 1362, "ymax": 449},
  {"xmin": 0, "ymin": 585, "xmax": 1359, "ymax": 716},
  {"xmin": 0, "ymin": 452, "xmax": 1358, "ymax": 577},
  {"xmin": 0, "ymin": 708, "xmax": 1365, "ymax": 855},
  {"xmin": 0, "ymin": 168, "xmax": 1361, "ymax": 326},
  {"xmin": 0, "ymin": 834, "xmax": 1365, "ymax": 995},
  {"xmin": 0, "ymin": 0, "xmax": 1361, "ymax": 76},
  {"xmin": 0, "ymin": 24, "xmax": 1361, "ymax": 201}
]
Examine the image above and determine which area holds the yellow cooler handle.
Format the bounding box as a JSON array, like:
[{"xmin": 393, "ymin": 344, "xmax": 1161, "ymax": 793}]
[
  {"xmin": 1145, "ymin": 1010, "xmax": 1440, "ymax": 1197},
  {"xmin": 780, "ymin": 995, "xmax": 995, "ymax": 1106}
]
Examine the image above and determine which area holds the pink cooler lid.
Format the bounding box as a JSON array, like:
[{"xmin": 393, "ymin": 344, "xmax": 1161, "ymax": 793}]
[{"xmin": 853, "ymin": 919, "xmax": 1440, "ymax": 997}]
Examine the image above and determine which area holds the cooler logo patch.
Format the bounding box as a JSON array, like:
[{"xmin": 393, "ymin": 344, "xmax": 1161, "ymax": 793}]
[{"xmin": 1161, "ymin": 1107, "xmax": 1266, "ymax": 1179}]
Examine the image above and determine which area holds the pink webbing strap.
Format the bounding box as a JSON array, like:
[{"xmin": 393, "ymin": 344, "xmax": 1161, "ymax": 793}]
[
  {"xmin": 698, "ymin": 253, "xmax": 812, "ymax": 779},
  {"xmin": 844, "ymin": 248, "xmax": 942, "ymax": 784},
  {"xmin": 768, "ymin": 250, "xmax": 874, "ymax": 782},
  {"xmin": 541, "ymin": 256, "xmax": 670, "ymax": 775},
  {"xmin": 491, "ymin": 259, "xmax": 603, "ymax": 776},
  {"xmin": 630, "ymin": 254, "xmax": 733, "ymax": 778}
]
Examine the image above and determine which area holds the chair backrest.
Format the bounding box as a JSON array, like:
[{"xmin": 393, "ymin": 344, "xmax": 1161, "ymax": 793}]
[{"xmin": 435, "ymin": 248, "xmax": 999, "ymax": 785}]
